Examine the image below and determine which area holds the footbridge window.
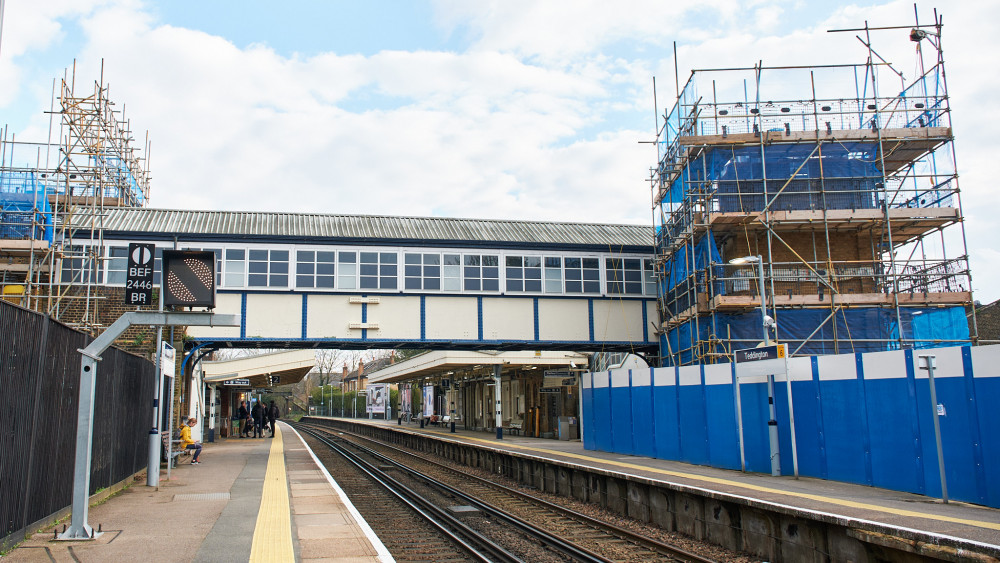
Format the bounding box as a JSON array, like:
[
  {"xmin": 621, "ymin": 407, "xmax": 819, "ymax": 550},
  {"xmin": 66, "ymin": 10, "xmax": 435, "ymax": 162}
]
[
  {"xmin": 505, "ymin": 256, "xmax": 542, "ymax": 292},
  {"xmin": 404, "ymin": 253, "xmax": 441, "ymax": 290},
  {"xmin": 105, "ymin": 246, "xmax": 128, "ymax": 284},
  {"xmin": 644, "ymin": 258, "xmax": 656, "ymax": 295},
  {"xmin": 443, "ymin": 254, "xmax": 461, "ymax": 291},
  {"xmin": 360, "ymin": 252, "xmax": 397, "ymax": 290},
  {"xmin": 248, "ymin": 249, "xmax": 289, "ymax": 287},
  {"xmin": 338, "ymin": 251, "xmax": 357, "ymax": 289},
  {"xmin": 565, "ymin": 257, "xmax": 600, "ymax": 293},
  {"xmin": 224, "ymin": 249, "xmax": 246, "ymax": 287},
  {"xmin": 505, "ymin": 256, "xmax": 563, "ymax": 293},
  {"xmin": 605, "ymin": 257, "xmax": 643, "ymax": 295},
  {"xmin": 544, "ymin": 257, "xmax": 563, "ymax": 293},
  {"xmin": 464, "ymin": 254, "xmax": 499, "ymax": 291},
  {"xmin": 296, "ymin": 250, "xmax": 335, "ymax": 289}
]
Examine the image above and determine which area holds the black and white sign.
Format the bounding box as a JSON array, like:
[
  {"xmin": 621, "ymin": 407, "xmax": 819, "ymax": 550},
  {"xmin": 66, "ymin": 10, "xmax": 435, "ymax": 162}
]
[
  {"xmin": 223, "ymin": 378, "xmax": 250, "ymax": 386},
  {"xmin": 125, "ymin": 243, "xmax": 155, "ymax": 305},
  {"xmin": 735, "ymin": 345, "xmax": 786, "ymax": 363},
  {"xmin": 734, "ymin": 344, "xmax": 788, "ymax": 378}
]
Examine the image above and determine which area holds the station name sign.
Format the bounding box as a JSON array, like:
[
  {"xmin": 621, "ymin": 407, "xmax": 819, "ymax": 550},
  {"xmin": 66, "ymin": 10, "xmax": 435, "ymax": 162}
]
[
  {"xmin": 734, "ymin": 344, "xmax": 788, "ymax": 378},
  {"xmin": 223, "ymin": 378, "xmax": 250, "ymax": 386},
  {"xmin": 735, "ymin": 345, "xmax": 786, "ymax": 363}
]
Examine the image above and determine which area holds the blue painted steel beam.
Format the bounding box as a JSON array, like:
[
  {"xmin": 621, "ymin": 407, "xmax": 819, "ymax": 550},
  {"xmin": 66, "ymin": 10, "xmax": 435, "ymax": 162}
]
[{"xmin": 192, "ymin": 337, "xmax": 657, "ymax": 353}]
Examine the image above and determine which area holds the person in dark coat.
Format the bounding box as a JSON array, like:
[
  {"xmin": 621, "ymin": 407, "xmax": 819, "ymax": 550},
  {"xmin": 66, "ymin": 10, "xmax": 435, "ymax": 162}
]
[
  {"xmin": 251, "ymin": 401, "xmax": 264, "ymax": 438},
  {"xmin": 238, "ymin": 401, "xmax": 250, "ymax": 438},
  {"xmin": 267, "ymin": 400, "xmax": 280, "ymax": 437}
]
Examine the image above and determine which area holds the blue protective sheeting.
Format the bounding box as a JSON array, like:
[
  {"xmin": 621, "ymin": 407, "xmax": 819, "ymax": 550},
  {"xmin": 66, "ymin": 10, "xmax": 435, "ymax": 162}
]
[
  {"xmin": 909, "ymin": 307, "xmax": 970, "ymax": 348},
  {"xmin": 582, "ymin": 344, "xmax": 1000, "ymax": 508},
  {"xmin": 661, "ymin": 306, "xmax": 970, "ymax": 366},
  {"xmin": 0, "ymin": 191, "xmax": 53, "ymax": 243}
]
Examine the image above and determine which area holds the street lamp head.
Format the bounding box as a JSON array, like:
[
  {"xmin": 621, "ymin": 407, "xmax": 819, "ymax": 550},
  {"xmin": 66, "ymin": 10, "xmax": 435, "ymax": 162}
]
[{"xmin": 729, "ymin": 255, "xmax": 761, "ymax": 265}]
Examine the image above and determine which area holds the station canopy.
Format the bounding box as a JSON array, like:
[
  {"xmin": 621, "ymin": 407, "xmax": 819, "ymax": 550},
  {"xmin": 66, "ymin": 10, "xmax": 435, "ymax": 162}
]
[
  {"xmin": 202, "ymin": 349, "xmax": 315, "ymax": 388},
  {"xmin": 366, "ymin": 350, "xmax": 588, "ymax": 384}
]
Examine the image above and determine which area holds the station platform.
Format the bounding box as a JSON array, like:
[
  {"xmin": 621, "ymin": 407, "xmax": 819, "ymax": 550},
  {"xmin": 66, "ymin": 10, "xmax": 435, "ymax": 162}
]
[
  {"xmin": 3, "ymin": 423, "xmax": 391, "ymax": 563},
  {"xmin": 329, "ymin": 416, "xmax": 1000, "ymax": 554}
]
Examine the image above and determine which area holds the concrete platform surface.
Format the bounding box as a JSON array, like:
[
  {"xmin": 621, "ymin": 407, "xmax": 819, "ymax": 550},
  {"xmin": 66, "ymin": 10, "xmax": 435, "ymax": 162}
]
[{"xmin": 3, "ymin": 422, "xmax": 391, "ymax": 563}]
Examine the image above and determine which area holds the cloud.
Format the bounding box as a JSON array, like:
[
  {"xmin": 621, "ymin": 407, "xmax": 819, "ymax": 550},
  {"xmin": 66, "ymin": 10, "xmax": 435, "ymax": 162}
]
[{"xmin": 2, "ymin": 0, "xmax": 998, "ymax": 301}]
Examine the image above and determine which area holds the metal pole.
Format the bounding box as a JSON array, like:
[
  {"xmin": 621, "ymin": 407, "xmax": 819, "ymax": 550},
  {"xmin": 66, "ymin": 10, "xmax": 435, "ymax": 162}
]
[
  {"xmin": 758, "ymin": 256, "xmax": 769, "ymax": 346},
  {"xmin": 734, "ymin": 367, "xmax": 746, "ymax": 472},
  {"xmin": 147, "ymin": 322, "xmax": 164, "ymax": 487},
  {"xmin": 919, "ymin": 354, "xmax": 948, "ymax": 503},
  {"xmin": 782, "ymin": 347, "xmax": 799, "ymax": 478},
  {"xmin": 166, "ymin": 364, "xmax": 176, "ymax": 479},
  {"xmin": 450, "ymin": 384, "xmax": 456, "ymax": 433},
  {"xmin": 0, "ymin": 0, "xmax": 6, "ymax": 60},
  {"xmin": 60, "ymin": 311, "xmax": 237, "ymax": 540},
  {"xmin": 494, "ymin": 365, "xmax": 503, "ymax": 439},
  {"xmin": 758, "ymin": 255, "xmax": 781, "ymax": 476},
  {"xmin": 61, "ymin": 355, "xmax": 100, "ymax": 539}
]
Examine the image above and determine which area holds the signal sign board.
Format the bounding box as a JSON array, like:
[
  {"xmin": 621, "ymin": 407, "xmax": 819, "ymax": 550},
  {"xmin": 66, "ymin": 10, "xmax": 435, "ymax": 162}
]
[
  {"xmin": 162, "ymin": 250, "xmax": 216, "ymax": 308},
  {"xmin": 125, "ymin": 243, "xmax": 155, "ymax": 305}
]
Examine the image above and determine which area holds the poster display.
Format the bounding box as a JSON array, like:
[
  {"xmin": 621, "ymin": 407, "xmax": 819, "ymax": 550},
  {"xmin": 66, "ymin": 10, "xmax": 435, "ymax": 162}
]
[
  {"xmin": 422, "ymin": 385, "xmax": 434, "ymax": 417},
  {"xmin": 401, "ymin": 384, "xmax": 412, "ymax": 415},
  {"xmin": 366, "ymin": 384, "xmax": 387, "ymax": 414}
]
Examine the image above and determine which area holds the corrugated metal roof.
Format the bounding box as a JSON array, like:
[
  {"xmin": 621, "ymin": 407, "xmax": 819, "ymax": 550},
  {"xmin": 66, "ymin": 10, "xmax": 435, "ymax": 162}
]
[{"xmin": 68, "ymin": 208, "xmax": 654, "ymax": 249}]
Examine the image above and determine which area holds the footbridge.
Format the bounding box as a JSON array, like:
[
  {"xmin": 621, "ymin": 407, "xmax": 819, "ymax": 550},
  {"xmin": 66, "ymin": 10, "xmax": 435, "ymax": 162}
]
[{"xmin": 68, "ymin": 208, "xmax": 657, "ymax": 355}]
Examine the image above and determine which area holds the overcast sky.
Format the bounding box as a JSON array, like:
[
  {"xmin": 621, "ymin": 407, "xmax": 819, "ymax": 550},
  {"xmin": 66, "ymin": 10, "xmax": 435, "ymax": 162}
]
[{"xmin": 1, "ymin": 0, "xmax": 997, "ymax": 302}]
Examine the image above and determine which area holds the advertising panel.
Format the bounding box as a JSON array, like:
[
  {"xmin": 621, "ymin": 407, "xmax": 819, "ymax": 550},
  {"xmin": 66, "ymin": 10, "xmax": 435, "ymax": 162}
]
[
  {"xmin": 401, "ymin": 384, "xmax": 412, "ymax": 415},
  {"xmin": 366, "ymin": 384, "xmax": 387, "ymax": 414},
  {"xmin": 422, "ymin": 385, "xmax": 434, "ymax": 417}
]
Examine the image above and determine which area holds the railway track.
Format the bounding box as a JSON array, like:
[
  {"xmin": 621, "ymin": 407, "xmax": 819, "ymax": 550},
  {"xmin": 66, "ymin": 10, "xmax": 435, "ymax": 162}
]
[{"xmin": 295, "ymin": 422, "xmax": 720, "ymax": 563}]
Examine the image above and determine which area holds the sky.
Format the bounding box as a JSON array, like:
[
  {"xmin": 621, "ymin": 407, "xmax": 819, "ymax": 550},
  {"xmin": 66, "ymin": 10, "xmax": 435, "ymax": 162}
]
[{"xmin": 1, "ymin": 0, "xmax": 998, "ymax": 302}]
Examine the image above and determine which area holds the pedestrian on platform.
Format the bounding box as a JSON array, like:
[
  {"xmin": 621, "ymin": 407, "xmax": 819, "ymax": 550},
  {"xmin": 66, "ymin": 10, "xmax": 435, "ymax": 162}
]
[
  {"xmin": 251, "ymin": 401, "xmax": 264, "ymax": 438},
  {"xmin": 179, "ymin": 417, "xmax": 202, "ymax": 464},
  {"xmin": 267, "ymin": 401, "xmax": 280, "ymax": 437},
  {"xmin": 238, "ymin": 401, "xmax": 249, "ymax": 438}
]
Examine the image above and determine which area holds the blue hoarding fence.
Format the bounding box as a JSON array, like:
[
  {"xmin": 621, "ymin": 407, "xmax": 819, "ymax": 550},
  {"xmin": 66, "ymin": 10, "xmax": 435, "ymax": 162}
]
[{"xmin": 581, "ymin": 344, "xmax": 1000, "ymax": 508}]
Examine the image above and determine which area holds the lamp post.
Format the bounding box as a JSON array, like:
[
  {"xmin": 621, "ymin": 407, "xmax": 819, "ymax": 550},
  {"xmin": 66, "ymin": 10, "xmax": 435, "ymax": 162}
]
[{"xmin": 730, "ymin": 255, "xmax": 781, "ymax": 476}]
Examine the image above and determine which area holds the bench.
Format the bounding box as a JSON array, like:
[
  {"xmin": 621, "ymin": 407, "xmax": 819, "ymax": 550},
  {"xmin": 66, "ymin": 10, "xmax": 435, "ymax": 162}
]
[
  {"xmin": 501, "ymin": 421, "xmax": 522, "ymax": 436},
  {"xmin": 161, "ymin": 435, "xmax": 184, "ymax": 468}
]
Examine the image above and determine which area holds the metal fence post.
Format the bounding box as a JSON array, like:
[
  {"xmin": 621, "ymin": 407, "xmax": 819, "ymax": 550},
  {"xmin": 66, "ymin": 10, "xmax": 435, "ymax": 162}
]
[{"xmin": 918, "ymin": 354, "xmax": 948, "ymax": 503}]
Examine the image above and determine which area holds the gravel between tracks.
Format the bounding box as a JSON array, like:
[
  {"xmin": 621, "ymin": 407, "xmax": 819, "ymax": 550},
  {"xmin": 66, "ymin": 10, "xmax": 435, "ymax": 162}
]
[{"xmin": 314, "ymin": 424, "xmax": 760, "ymax": 563}]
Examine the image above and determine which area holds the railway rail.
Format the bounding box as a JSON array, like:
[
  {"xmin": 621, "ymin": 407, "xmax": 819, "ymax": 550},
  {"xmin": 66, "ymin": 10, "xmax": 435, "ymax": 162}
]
[{"xmin": 294, "ymin": 422, "xmax": 721, "ymax": 563}]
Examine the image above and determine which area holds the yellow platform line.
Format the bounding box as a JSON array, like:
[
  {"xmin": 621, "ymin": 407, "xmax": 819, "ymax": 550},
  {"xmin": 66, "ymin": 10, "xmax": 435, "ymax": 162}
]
[
  {"xmin": 419, "ymin": 428, "xmax": 1000, "ymax": 532},
  {"xmin": 249, "ymin": 426, "xmax": 295, "ymax": 563}
]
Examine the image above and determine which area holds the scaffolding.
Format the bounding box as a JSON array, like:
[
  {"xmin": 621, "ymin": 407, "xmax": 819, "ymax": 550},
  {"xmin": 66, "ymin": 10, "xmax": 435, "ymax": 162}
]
[
  {"xmin": 651, "ymin": 11, "xmax": 976, "ymax": 366},
  {"xmin": 0, "ymin": 62, "xmax": 151, "ymax": 332}
]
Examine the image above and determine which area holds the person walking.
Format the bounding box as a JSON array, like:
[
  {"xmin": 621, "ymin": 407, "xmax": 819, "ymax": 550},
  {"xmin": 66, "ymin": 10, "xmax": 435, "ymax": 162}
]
[
  {"xmin": 238, "ymin": 401, "xmax": 250, "ymax": 438},
  {"xmin": 267, "ymin": 400, "xmax": 280, "ymax": 437},
  {"xmin": 251, "ymin": 400, "xmax": 264, "ymax": 438},
  {"xmin": 179, "ymin": 417, "xmax": 203, "ymax": 464}
]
